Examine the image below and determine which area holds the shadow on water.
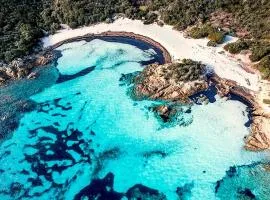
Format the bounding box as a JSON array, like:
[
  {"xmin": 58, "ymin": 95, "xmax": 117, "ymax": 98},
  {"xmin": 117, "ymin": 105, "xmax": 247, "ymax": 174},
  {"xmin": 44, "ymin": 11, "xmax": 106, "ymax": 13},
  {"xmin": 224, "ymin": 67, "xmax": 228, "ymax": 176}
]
[
  {"xmin": 229, "ymin": 94, "xmax": 253, "ymax": 127},
  {"xmin": 56, "ymin": 66, "xmax": 96, "ymax": 84},
  {"xmin": 189, "ymin": 84, "xmax": 217, "ymax": 104}
]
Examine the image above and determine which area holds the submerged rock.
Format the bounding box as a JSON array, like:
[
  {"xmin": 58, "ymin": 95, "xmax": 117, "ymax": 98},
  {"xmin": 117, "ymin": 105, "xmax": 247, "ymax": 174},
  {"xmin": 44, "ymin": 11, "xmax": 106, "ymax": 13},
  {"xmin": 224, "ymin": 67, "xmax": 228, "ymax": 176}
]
[
  {"xmin": 0, "ymin": 64, "xmax": 59, "ymax": 140},
  {"xmin": 149, "ymin": 103, "xmax": 193, "ymax": 128},
  {"xmin": 119, "ymin": 71, "xmax": 140, "ymax": 86},
  {"xmin": 192, "ymin": 94, "xmax": 209, "ymax": 105},
  {"xmin": 142, "ymin": 150, "xmax": 169, "ymax": 159},
  {"xmin": 152, "ymin": 104, "xmax": 177, "ymax": 122}
]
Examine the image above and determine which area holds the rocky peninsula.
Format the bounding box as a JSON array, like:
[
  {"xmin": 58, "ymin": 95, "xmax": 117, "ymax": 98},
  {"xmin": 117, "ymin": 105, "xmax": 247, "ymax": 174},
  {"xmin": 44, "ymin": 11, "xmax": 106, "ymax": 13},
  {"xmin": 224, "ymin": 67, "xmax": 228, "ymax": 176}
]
[{"xmin": 123, "ymin": 58, "xmax": 270, "ymax": 152}]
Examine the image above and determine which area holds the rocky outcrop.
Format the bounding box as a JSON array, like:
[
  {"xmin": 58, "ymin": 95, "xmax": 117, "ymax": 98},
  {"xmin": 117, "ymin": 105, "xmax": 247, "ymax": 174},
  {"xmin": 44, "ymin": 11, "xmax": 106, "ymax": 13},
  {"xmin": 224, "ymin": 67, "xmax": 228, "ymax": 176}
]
[
  {"xmin": 210, "ymin": 74, "xmax": 270, "ymax": 151},
  {"xmin": 215, "ymin": 162, "xmax": 270, "ymax": 199},
  {"xmin": 244, "ymin": 110, "xmax": 270, "ymax": 151},
  {"xmin": 152, "ymin": 105, "xmax": 177, "ymax": 122},
  {"xmin": 131, "ymin": 60, "xmax": 208, "ymax": 103},
  {"xmin": 0, "ymin": 51, "xmax": 60, "ymax": 86},
  {"xmin": 210, "ymin": 74, "xmax": 257, "ymax": 105},
  {"xmin": 129, "ymin": 59, "xmax": 270, "ymax": 151}
]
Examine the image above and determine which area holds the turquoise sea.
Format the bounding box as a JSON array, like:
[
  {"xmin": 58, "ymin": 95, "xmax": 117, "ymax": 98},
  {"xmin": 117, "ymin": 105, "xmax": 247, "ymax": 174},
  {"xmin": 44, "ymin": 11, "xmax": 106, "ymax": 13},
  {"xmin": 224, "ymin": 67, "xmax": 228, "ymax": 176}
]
[{"xmin": 0, "ymin": 37, "xmax": 269, "ymax": 199}]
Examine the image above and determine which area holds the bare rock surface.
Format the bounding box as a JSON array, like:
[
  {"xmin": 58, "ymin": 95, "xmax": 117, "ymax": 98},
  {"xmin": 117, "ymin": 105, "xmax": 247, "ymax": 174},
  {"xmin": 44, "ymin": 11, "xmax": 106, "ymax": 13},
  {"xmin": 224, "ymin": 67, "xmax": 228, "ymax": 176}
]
[
  {"xmin": 131, "ymin": 59, "xmax": 209, "ymax": 103},
  {"xmin": 0, "ymin": 51, "xmax": 60, "ymax": 86},
  {"xmin": 245, "ymin": 110, "xmax": 270, "ymax": 151}
]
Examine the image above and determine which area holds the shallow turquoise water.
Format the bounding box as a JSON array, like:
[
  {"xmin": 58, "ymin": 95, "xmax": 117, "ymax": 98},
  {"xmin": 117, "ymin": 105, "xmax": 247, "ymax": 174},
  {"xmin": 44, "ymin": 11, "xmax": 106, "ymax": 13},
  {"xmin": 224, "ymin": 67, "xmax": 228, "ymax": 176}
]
[{"xmin": 0, "ymin": 38, "xmax": 269, "ymax": 199}]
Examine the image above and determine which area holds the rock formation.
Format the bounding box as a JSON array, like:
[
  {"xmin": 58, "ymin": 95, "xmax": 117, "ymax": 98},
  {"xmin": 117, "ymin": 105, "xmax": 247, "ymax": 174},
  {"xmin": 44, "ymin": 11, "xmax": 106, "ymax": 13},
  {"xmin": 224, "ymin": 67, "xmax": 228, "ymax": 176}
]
[
  {"xmin": 0, "ymin": 50, "xmax": 60, "ymax": 86},
  {"xmin": 131, "ymin": 59, "xmax": 209, "ymax": 103},
  {"xmin": 209, "ymin": 74, "xmax": 270, "ymax": 151},
  {"xmin": 244, "ymin": 110, "xmax": 270, "ymax": 151},
  {"xmin": 152, "ymin": 105, "xmax": 176, "ymax": 122},
  {"xmin": 129, "ymin": 59, "xmax": 270, "ymax": 152}
]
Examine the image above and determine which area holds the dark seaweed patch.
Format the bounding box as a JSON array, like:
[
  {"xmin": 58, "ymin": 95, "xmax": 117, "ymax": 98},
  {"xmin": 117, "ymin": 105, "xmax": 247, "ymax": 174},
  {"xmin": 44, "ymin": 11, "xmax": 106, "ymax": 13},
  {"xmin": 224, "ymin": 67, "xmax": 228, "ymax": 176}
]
[
  {"xmin": 142, "ymin": 150, "xmax": 168, "ymax": 158},
  {"xmin": 74, "ymin": 172, "xmax": 124, "ymax": 200},
  {"xmin": 226, "ymin": 166, "xmax": 237, "ymax": 178},
  {"xmin": 238, "ymin": 188, "xmax": 256, "ymax": 199},
  {"xmin": 176, "ymin": 182, "xmax": 194, "ymax": 200},
  {"xmin": 215, "ymin": 180, "xmax": 223, "ymax": 193},
  {"xmin": 126, "ymin": 184, "xmax": 167, "ymax": 200},
  {"xmin": 74, "ymin": 173, "xmax": 167, "ymax": 200},
  {"xmin": 92, "ymin": 147, "xmax": 122, "ymax": 177}
]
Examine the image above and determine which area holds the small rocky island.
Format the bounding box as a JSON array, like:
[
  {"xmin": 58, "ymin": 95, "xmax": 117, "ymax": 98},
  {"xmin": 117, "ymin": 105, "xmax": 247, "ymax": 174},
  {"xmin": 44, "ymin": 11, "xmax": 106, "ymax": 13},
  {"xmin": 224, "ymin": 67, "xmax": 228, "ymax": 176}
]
[{"xmin": 131, "ymin": 59, "xmax": 208, "ymax": 103}]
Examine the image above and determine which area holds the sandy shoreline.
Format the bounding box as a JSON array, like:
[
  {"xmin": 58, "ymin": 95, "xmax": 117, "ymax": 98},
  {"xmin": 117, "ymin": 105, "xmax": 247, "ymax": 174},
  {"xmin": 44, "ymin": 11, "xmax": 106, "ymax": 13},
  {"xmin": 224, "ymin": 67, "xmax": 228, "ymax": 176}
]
[
  {"xmin": 47, "ymin": 31, "xmax": 172, "ymax": 63},
  {"xmin": 40, "ymin": 18, "xmax": 268, "ymax": 151},
  {"xmin": 42, "ymin": 18, "xmax": 259, "ymax": 90}
]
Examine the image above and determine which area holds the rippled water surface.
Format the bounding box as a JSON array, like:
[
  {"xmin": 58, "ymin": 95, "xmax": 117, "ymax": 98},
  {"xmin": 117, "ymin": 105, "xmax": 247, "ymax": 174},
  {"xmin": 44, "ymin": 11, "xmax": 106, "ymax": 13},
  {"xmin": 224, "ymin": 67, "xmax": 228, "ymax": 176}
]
[{"xmin": 0, "ymin": 38, "xmax": 269, "ymax": 200}]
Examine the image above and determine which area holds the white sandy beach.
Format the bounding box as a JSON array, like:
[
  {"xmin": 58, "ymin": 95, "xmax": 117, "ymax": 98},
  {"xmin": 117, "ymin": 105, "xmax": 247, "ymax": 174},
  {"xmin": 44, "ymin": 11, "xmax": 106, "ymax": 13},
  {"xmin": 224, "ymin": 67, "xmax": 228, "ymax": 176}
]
[{"xmin": 42, "ymin": 18, "xmax": 270, "ymax": 111}]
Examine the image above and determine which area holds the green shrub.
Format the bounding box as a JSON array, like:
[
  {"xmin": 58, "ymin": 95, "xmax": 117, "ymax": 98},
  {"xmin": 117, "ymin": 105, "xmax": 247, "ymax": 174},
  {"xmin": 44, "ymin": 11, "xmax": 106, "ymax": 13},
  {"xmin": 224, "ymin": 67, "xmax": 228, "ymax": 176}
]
[
  {"xmin": 1, "ymin": 0, "xmax": 270, "ymax": 64},
  {"xmin": 143, "ymin": 13, "xmax": 158, "ymax": 25},
  {"xmin": 207, "ymin": 41, "xmax": 217, "ymax": 47},
  {"xmin": 208, "ymin": 31, "xmax": 225, "ymax": 44},
  {"xmin": 263, "ymin": 99, "xmax": 270, "ymax": 104},
  {"xmin": 249, "ymin": 42, "xmax": 270, "ymax": 62},
  {"xmin": 224, "ymin": 40, "xmax": 250, "ymax": 54},
  {"xmin": 189, "ymin": 25, "xmax": 225, "ymax": 44},
  {"xmin": 188, "ymin": 25, "xmax": 213, "ymax": 39},
  {"xmin": 256, "ymin": 56, "xmax": 270, "ymax": 80},
  {"xmin": 163, "ymin": 59, "xmax": 205, "ymax": 82}
]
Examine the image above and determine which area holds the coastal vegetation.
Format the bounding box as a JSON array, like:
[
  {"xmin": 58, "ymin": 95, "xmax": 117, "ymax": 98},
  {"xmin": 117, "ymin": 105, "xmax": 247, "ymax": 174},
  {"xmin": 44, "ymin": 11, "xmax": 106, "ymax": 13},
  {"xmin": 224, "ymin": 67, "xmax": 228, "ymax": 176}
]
[
  {"xmin": 263, "ymin": 99, "xmax": 270, "ymax": 105},
  {"xmin": 256, "ymin": 56, "xmax": 270, "ymax": 80},
  {"xmin": 0, "ymin": 0, "xmax": 270, "ymax": 82},
  {"xmin": 224, "ymin": 40, "xmax": 250, "ymax": 54},
  {"xmin": 162, "ymin": 59, "xmax": 206, "ymax": 82},
  {"xmin": 0, "ymin": 0, "xmax": 44, "ymax": 62},
  {"xmin": 188, "ymin": 24, "xmax": 225, "ymax": 45},
  {"xmin": 225, "ymin": 40, "xmax": 270, "ymax": 79}
]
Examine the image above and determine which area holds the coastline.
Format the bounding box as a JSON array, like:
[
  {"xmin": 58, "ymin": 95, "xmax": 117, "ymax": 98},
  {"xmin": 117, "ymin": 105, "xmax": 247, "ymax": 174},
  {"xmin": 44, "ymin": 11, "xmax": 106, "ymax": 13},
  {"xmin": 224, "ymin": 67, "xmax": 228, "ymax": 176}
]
[
  {"xmin": 42, "ymin": 18, "xmax": 270, "ymax": 151},
  {"xmin": 42, "ymin": 18, "xmax": 259, "ymax": 90},
  {"xmin": 1, "ymin": 18, "xmax": 269, "ymax": 151},
  {"xmin": 47, "ymin": 31, "xmax": 172, "ymax": 64}
]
